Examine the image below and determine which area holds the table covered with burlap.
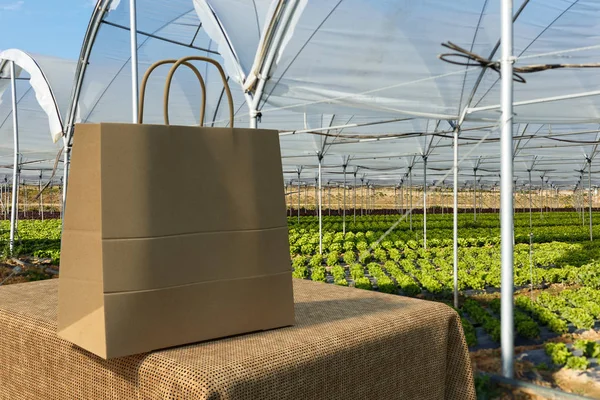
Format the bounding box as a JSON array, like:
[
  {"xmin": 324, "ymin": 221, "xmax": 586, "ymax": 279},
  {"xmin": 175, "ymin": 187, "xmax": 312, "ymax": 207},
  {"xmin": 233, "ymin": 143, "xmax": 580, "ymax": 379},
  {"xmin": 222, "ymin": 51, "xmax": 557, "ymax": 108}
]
[{"xmin": 0, "ymin": 279, "xmax": 475, "ymax": 399}]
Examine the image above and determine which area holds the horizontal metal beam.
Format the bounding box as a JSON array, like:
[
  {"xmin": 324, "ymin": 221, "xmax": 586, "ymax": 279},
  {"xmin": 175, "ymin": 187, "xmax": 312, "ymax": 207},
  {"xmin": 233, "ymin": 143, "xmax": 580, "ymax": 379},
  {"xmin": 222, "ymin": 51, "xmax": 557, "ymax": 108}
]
[
  {"xmin": 468, "ymin": 90, "xmax": 600, "ymax": 115},
  {"xmin": 102, "ymin": 20, "xmax": 219, "ymax": 55}
]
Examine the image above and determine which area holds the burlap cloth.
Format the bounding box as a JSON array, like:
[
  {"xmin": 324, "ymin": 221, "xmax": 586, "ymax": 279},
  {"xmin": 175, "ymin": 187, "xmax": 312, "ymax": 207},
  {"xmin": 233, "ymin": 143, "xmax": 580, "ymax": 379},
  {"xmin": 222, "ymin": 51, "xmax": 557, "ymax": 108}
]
[{"xmin": 0, "ymin": 279, "xmax": 475, "ymax": 399}]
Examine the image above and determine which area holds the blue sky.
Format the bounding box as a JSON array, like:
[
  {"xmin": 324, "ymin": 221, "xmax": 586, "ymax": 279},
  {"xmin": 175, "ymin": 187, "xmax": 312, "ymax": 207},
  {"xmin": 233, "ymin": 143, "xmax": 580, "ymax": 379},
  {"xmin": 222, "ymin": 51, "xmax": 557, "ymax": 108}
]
[{"xmin": 0, "ymin": 0, "xmax": 93, "ymax": 60}]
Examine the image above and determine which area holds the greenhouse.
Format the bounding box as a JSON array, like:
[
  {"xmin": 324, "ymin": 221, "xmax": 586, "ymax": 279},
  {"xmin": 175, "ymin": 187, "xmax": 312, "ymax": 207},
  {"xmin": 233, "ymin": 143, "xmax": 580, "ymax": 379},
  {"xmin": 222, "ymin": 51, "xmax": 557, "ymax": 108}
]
[{"xmin": 2, "ymin": 0, "xmax": 600, "ymax": 398}]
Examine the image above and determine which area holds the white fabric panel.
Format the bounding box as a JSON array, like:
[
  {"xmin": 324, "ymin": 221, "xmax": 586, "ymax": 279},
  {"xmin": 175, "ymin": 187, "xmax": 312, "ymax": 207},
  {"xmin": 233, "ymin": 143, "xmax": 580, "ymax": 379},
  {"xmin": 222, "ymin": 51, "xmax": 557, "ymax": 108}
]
[
  {"xmin": 0, "ymin": 50, "xmax": 75, "ymax": 142},
  {"xmin": 192, "ymin": 0, "xmax": 273, "ymax": 82},
  {"xmin": 0, "ymin": 51, "xmax": 74, "ymax": 181},
  {"xmin": 33, "ymin": 55, "xmax": 78, "ymax": 137},
  {"xmin": 0, "ymin": 77, "xmax": 64, "ymax": 176}
]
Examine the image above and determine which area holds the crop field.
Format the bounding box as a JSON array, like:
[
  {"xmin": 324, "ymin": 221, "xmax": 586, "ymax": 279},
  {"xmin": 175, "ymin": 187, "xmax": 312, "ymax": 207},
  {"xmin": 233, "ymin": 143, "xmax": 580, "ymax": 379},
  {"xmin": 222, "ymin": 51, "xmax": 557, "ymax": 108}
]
[
  {"xmin": 4, "ymin": 212, "xmax": 600, "ymax": 395},
  {"xmin": 287, "ymin": 211, "xmax": 600, "ymax": 396},
  {"xmin": 289, "ymin": 213, "xmax": 600, "ymax": 337}
]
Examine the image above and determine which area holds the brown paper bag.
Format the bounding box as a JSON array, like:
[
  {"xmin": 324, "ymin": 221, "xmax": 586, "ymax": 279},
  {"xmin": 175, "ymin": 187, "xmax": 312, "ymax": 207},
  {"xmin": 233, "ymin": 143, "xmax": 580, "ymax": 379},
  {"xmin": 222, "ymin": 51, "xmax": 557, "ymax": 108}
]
[{"xmin": 58, "ymin": 57, "xmax": 295, "ymax": 359}]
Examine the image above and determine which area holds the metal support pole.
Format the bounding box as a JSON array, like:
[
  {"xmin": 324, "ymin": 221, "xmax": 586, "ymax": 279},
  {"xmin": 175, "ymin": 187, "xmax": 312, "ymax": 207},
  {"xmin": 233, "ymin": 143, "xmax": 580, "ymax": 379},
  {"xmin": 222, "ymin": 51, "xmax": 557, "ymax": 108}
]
[
  {"xmin": 580, "ymin": 188, "xmax": 585, "ymax": 222},
  {"xmin": 481, "ymin": 183, "xmax": 484, "ymax": 213},
  {"xmin": 528, "ymin": 171, "xmax": 533, "ymax": 229},
  {"xmin": 500, "ymin": 0, "xmax": 515, "ymax": 379},
  {"xmin": 423, "ymin": 156, "xmax": 428, "ymax": 249},
  {"xmin": 589, "ymin": 158, "xmax": 593, "ymax": 241},
  {"xmin": 398, "ymin": 184, "xmax": 401, "ymax": 214},
  {"xmin": 297, "ymin": 170, "xmax": 301, "ymax": 223},
  {"xmin": 61, "ymin": 147, "xmax": 70, "ymax": 222},
  {"xmin": 288, "ymin": 183, "xmax": 292, "ymax": 217},
  {"xmin": 285, "ymin": 183, "xmax": 288, "ymax": 216},
  {"xmin": 528, "ymin": 170, "xmax": 534, "ymax": 299},
  {"xmin": 0, "ymin": 182, "xmax": 4, "ymax": 217},
  {"xmin": 545, "ymin": 179, "xmax": 548, "ymax": 213},
  {"xmin": 130, "ymin": 0, "xmax": 139, "ymax": 123},
  {"xmin": 474, "ymin": 168, "xmax": 477, "ymax": 221},
  {"xmin": 580, "ymin": 180, "xmax": 585, "ymax": 225},
  {"xmin": 314, "ymin": 177, "xmax": 318, "ymax": 213},
  {"xmin": 305, "ymin": 184, "xmax": 308, "ymax": 212},
  {"xmin": 371, "ymin": 186, "xmax": 374, "ymax": 213},
  {"xmin": 364, "ymin": 184, "xmax": 367, "ymax": 215},
  {"xmin": 441, "ymin": 183, "xmax": 444, "ymax": 215},
  {"xmin": 364, "ymin": 184, "xmax": 367, "ymax": 214},
  {"xmin": 318, "ymin": 154, "xmax": 323, "ymax": 254},
  {"xmin": 23, "ymin": 180, "xmax": 27, "ymax": 218},
  {"xmin": 400, "ymin": 183, "xmax": 404, "ymax": 215},
  {"xmin": 453, "ymin": 128, "xmax": 459, "ymax": 309},
  {"xmin": 328, "ymin": 185, "xmax": 331, "ymax": 216},
  {"xmin": 15, "ymin": 175, "xmax": 19, "ymax": 231},
  {"xmin": 581, "ymin": 188, "xmax": 584, "ymax": 220},
  {"xmin": 409, "ymin": 167, "xmax": 413, "ymax": 231},
  {"xmin": 540, "ymin": 177, "xmax": 544, "ymax": 218},
  {"xmin": 353, "ymin": 171, "xmax": 357, "ymax": 223},
  {"xmin": 361, "ymin": 179, "xmax": 364, "ymax": 216},
  {"xmin": 3, "ymin": 179, "xmax": 6, "ymax": 220},
  {"xmin": 343, "ymin": 164, "xmax": 347, "ymax": 234},
  {"xmin": 9, "ymin": 61, "xmax": 19, "ymax": 254}
]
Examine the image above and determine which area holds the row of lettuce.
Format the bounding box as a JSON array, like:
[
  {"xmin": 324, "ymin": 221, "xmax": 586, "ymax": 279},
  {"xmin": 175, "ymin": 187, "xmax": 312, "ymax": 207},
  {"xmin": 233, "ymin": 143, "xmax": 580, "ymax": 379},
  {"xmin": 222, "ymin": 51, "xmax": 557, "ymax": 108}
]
[
  {"xmin": 289, "ymin": 212, "xmax": 600, "ymax": 243},
  {"xmin": 290, "ymin": 238, "xmax": 600, "ymax": 292},
  {"xmin": 460, "ymin": 288, "xmax": 600, "ymax": 346},
  {"xmin": 296, "ymin": 262, "xmax": 600, "ymax": 347},
  {"xmin": 290, "ymin": 213, "xmax": 600, "ymax": 350},
  {"xmin": 545, "ymin": 340, "xmax": 600, "ymax": 370},
  {"xmin": 0, "ymin": 220, "xmax": 61, "ymax": 263},
  {"xmin": 301, "ymin": 262, "xmax": 600, "ymax": 349},
  {"xmin": 292, "ymin": 256, "xmax": 600, "ymax": 348}
]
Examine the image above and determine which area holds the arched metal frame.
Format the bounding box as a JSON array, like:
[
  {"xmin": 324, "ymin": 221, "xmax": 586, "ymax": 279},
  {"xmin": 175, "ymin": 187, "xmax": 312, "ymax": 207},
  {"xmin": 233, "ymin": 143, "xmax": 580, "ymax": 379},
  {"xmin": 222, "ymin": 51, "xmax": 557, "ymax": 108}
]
[{"xmin": 0, "ymin": 50, "xmax": 67, "ymax": 252}]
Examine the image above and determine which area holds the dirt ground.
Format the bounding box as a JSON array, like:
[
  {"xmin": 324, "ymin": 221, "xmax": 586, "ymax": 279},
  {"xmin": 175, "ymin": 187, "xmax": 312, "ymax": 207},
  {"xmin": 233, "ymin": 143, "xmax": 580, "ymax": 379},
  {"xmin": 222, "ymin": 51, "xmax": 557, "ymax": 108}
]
[{"xmin": 0, "ymin": 258, "xmax": 58, "ymax": 285}]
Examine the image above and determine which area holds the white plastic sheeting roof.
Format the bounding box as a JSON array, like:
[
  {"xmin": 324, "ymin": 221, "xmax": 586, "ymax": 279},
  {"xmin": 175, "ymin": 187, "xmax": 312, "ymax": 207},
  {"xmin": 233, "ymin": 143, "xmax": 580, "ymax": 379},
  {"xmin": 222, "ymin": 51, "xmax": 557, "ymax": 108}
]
[
  {"xmin": 62, "ymin": 0, "xmax": 600, "ymax": 191},
  {"xmin": 195, "ymin": 0, "xmax": 600, "ymax": 124},
  {"xmin": 0, "ymin": 50, "xmax": 75, "ymax": 180}
]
